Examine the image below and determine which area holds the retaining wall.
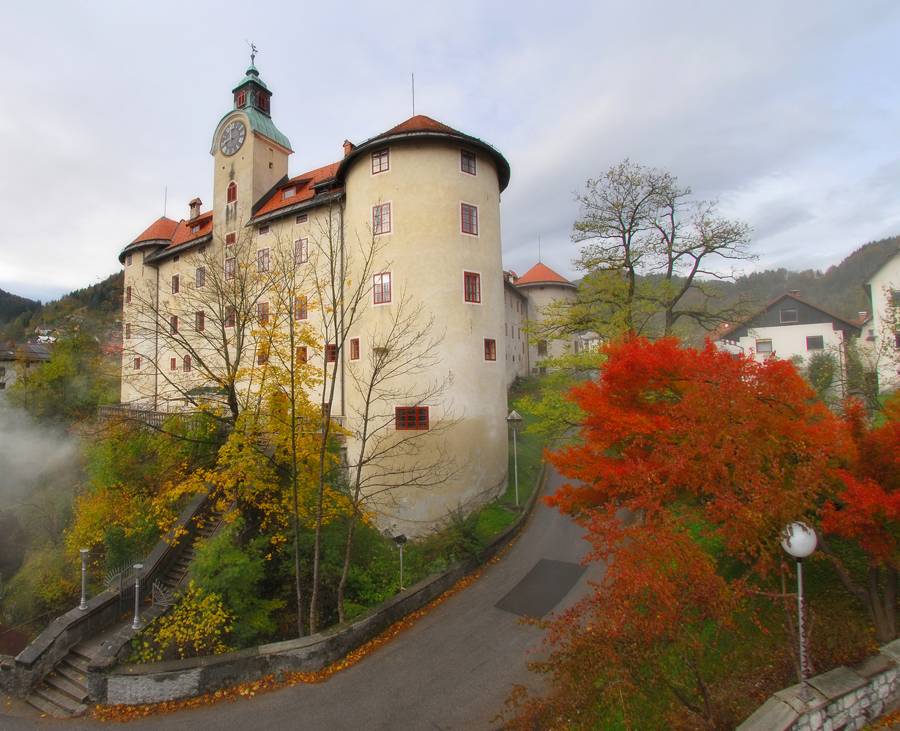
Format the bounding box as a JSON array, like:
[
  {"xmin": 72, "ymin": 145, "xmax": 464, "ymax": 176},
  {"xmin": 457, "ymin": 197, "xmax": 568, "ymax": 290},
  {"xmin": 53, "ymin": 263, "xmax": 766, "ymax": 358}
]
[{"xmin": 738, "ymin": 639, "xmax": 900, "ymax": 731}]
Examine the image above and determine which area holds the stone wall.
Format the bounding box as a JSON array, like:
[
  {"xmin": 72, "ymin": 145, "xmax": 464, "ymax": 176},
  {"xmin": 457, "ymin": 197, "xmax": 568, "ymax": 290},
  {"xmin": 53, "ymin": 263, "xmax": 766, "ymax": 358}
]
[
  {"xmin": 738, "ymin": 639, "xmax": 900, "ymax": 731},
  {"xmin": 91, "ymin": 465, "xmax": 547, "ymax": 707}
]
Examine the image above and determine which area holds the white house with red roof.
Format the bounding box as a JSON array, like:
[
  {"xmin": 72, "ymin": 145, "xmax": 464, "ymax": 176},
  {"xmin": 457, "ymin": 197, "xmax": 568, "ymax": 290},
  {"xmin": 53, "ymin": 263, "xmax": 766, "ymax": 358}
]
[{"xmin": 862, "ymin": 246, "xmax": 900, "ymax": 393}]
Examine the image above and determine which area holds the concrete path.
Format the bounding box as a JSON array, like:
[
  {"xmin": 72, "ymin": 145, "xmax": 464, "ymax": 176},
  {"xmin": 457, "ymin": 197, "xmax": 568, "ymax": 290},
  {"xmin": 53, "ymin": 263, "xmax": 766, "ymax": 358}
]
[{"xmin": 2, "ymin": 465, "xmax": 603, "ymax": 731}]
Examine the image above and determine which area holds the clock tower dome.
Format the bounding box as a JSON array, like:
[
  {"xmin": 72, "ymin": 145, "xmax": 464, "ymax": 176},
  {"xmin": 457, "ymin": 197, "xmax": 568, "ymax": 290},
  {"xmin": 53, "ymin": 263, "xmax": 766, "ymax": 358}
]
[{"xmin": 210, "ymin": 62, "xmax": 292, "ymax": 238}]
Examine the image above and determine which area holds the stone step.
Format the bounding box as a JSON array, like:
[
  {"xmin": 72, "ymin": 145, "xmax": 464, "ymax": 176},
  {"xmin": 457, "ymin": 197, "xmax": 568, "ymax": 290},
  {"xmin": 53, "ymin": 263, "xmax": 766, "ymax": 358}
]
[
  {"xmin": 56, "ymin": 661, "xmax": 87, "ymax": 687},
  {"xmin": 29, "ymin": 684, "xmax": 87, "ymax": 718},
  {"xmin": 65, "ymin": 653, "xmax": 90, "ymax": 674},
  {"xmin": 45, "ymin": 672, "xmax": 88, "ymax": 703}
]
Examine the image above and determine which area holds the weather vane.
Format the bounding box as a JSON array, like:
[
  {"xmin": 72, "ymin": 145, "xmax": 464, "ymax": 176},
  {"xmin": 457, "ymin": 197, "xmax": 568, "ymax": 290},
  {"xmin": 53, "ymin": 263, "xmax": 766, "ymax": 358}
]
[{"xmin": 247, "ymin": 40, "xmax": 258, "ymax": 65}]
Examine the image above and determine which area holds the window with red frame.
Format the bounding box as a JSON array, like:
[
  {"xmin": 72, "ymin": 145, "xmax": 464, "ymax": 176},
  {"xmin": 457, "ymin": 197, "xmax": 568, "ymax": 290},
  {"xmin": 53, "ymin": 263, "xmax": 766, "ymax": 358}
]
[
  {"xmin": 350, "ymin": 338, "xmax": 360, "ymax": 360},
  {"xmin": 170, "ymin": 357, "xmax": 177, "ymax": 371},
  {"xmin": 133, "ymin": 357, "xmax": 141, "ymax": 370},
  {"xmin": 225, "ymin": 308, "xmax": 236, "ymax": 328},
  {"xmin": 257, "ymin": 248, "xmax": 270, "ymax": 273},
  {"xmin": 125, "ymin": 286, "xmax": 132, "ymax": 304},
  {"xmin": 258, "ymin": 93, "xmax": 270, "ymax": 114},
  {"xmin": 372, "ymin": 148, "xmax": 390, "ymax": 174},
  {"xmin": 125, "ymin": 323, "xmax": 131, "ymax": 340},
  {"xmin": 395, "ymin": 406, "xmax": 429, "ymax": 431},
  {"xmin": 196, "ymin": 266, "xmax": 206, "ymax": 288},
  {"xmin": 257, "ymin": 345, "xmax": 269, "ymax": 365},
  {"xmin": 172, "ymin": 275, "xmax": 180, "ymax": 294},
  {"xmin": 464, "ymin": 271, "xmax": 481, "ymax": 303},
  {"xmin": 294, "ymin": 238, "xmax": 308, "ymax": 264},
  {"xmin": 183, "ymin": 354, "xmax": 192, "ymax": 372},
  {"xmin": 325, "ymin": 344, "xmax": 337, "ymax": 363},
  {"xmin": 227, "ymin": 182, "xmax": 237, "ymax": 204},
  {"xmin": 461, "ymin": 149, "xmax": 476, "ymax": 175},
  {"xmin": 236, "ymin": 90, "xmax": 246, "ymax": 107},
  {"xmin": 225, "ymin": 232, "xmax": 236, "ymax": 246},
  {"xmin": 372, "ymin": 202, "xmax": 391, "ymax": 235},
  {"xmin": 195, "ymin": 311, "xmax": 205, "ymax": 332},
  {"xmin": 225, "ymin": 257, "xmax": 235, "ymax": 280},
  {"xmin": 373, "ymin": 272, "xmax": 391, "ymax": 304},
  {"xmin": 484, "ymin": 338, "xmax": 496, "ymax": 361},
  {"xmin": 296, "ymin": 345, "xmax": 308, "ymax": 364},
  {"xmin": 257, "ymin": 301, "xmax": 269, "ymax": 324},
  {"xmin": 461, "ymin": 203, "xmax": 478, "ymax": 235},
  {"xmin": 170, "ymin": 315, "xmax": 178, "ymax": 333},
  {"xmin": 294, "ymin": 295, "xmax": 308, "ymax": 320}
]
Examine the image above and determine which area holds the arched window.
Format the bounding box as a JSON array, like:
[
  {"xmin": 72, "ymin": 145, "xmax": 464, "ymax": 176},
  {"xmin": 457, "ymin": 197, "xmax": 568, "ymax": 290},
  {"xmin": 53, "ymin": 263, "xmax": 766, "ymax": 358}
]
[
  {"xmin": 183, "ymin": 354, "xmax": 192, "ymax": 372},
  {"xmin": 227, "ymin": 182, "xmax": 237, "ymax": 204}
]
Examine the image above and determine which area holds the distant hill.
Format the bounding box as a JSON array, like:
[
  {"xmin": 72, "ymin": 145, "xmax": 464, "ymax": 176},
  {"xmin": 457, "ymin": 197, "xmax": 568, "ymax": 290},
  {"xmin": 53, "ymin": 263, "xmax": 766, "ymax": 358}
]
[
  {"xmin": 0, "ymin": 288, "xmax": 40, "ymax": 325},
  {"xmin": 0, "ymin": 272, "xmax": 122, "ymax": 341}
]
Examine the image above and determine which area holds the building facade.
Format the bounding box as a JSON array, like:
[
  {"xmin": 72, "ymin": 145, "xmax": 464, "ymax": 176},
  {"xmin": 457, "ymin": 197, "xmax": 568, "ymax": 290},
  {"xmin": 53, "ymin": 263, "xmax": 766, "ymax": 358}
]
[
  {"xmin": 0, "ymin": 342, "xmax": 51, "ymax": 400},
  {"xmin": 119, "ymin": 63, "xmax": 524, "ymax": 534},
  {"xmin": 863, "ymin": 248, "xmax": 900, "ymax": 393}
]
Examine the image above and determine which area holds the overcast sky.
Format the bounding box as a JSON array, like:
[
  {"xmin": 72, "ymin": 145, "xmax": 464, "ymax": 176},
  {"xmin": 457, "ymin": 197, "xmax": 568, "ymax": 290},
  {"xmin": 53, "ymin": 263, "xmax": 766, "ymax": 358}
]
[{"xmin": 2, "ymin": 1, "xmax": 900, "ymax": 301}]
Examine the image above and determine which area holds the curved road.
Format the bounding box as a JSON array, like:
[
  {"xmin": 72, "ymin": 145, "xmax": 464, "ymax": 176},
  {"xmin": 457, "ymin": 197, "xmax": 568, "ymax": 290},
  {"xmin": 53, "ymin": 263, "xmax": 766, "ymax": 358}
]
[{"xmin": 5, "ymin": 466, "xmax": 602, "ymax": 731}]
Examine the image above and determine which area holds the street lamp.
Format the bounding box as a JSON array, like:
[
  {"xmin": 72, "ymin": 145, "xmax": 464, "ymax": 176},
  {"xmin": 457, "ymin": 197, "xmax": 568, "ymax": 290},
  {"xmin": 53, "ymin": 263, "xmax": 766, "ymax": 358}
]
[
  {"xmin": 393, "ymin": 535, "xmax": 408, "ymax": 591},
  {"xmin": 781, "ymin": 522, "xmax": 817, "ymax": 697},
  {"xmin": 78, "ymin": 548, "xmax": 89, "ymax": 611},
  {"xmin": 506, "ymin": 409, "xmax": 524, "ymax": 507},
  {"xmin": 131, "ymin": 563, "xmax": 144, "ymax": 630}
]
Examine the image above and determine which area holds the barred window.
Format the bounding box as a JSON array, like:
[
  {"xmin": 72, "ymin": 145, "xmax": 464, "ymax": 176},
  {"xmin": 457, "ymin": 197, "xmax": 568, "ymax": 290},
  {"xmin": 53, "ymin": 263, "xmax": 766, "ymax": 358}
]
[{"xmin": 395, "ymin": 406, "xmax": 429, "ymax": 431}]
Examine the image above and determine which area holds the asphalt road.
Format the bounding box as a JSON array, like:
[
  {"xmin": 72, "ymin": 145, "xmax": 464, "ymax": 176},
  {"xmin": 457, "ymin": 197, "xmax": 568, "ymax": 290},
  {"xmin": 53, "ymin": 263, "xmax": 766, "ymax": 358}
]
[{"xmin": 4, "ymin": 465, "xmax": 603, "ymax": 731}]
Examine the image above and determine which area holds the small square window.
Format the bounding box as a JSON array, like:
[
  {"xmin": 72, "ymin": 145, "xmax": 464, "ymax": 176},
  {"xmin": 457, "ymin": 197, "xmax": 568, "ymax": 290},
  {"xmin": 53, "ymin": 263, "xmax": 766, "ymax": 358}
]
[
  {"xmin": 780, "ymin": 309, "xmax": 798, "ymax": 324},
  {"xmin": 295, "ymin": 238, "xmax": 309, "ymax": 264},
  {"xmin": 296, "ymin": 346, "xmax": 308, "ymax": 364},
  {"xmin": 461, "ymin": 203, "xmax": 478, "ymax": 235},
  {"xmin": 294, "ymin": 295, "xmax": 308, "ymax": 320},
  {"xmin": 373, "ymin": 202, "xmax": 392, "ymax": 235},
  {"xmin": 172, "ymin": 275, "xmax": 180, "ymax": 294},
  {"xmin": 484, "ymin": 338, "xmax": 496, "ymax": 361},
  {"xmin": 464, "ymin": 271, "xmax": 481, "ymax": 303},
  {"xmin": 395, "ymin": 406, "xmax": 429, "ymax": 431},
  {"xmin": 350, "ymin": 338, "xmax": 360, "ymax": 360},
  {"xmin": 461, "ymin": 149, "xmax": 476, "ymax": 175},
  {"xmin": 257, "ymin": 301, "xmax": 269, "ymax": 324},
  {"xmin": 372, "ymin": 148, "xmax": 390, "ymax": 174},
  {"xmin": 296, "ymin": 213, "xmax": 308, "ymax": 224},
  {"xmin": 195, "ymin": 311, "xmax": 205, "ymax": 332},
  {"xmin": 195, "ymin": 267, "xmax": 206, "ymax": 288},
  {"xmin": 756, "ymin": 339, "xmax": 773, "ymax": 354},
  {"xmin": 374, "ymin": 272, "xmax": 392, "ymax": 304},
  {"xmin": 259, "ymin": 224, "xmax": 270, "ymax": 236},
  {"xmin": 326, "ymin": 343, "xmax": 338, "ymax": 363},
  {"xmin": 257, "ymin": 248, "xmax": 270, "ymax": 273},
  {"xmin": 225, "ymin": 232, "xmax": 236, "ymax": 246},
  {"xmin": 806, "ymin": 335, "xmax": 824, "ymax": 351}
]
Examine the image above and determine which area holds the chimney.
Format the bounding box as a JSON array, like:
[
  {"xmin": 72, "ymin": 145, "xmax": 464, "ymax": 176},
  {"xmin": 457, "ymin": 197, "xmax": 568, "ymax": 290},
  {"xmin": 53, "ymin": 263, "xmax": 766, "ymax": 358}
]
[
  {"xmin": 788, "ymin": 289, "xmax": 800, "ymax": 297},
  {"xmin": 858, "ymin": 311, "xmax": 868, "ymax": 321},
  {"xmin": 342, "ymin": 140, "xmax": 355, "ymax": 158},
  {"xmin": 189, "ymin": 198, "xmax": 202, "ymax": 220}
]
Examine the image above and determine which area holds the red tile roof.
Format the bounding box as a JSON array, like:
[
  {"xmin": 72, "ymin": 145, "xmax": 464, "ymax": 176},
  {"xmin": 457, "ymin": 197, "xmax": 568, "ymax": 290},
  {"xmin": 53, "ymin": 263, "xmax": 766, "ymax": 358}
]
[
  {"xmin": 514, "ymin": 262, "xmax": 573, "ymax": 286},
  {"xmin": 253, "ymin": 162, "xmax": 341, "ymax": 219},
  {"xmin": 381, "ymin": 115, "xmax": 461, "ymax": 137},
  {"xmin": 131, "ymin": 216, "xmax": 178, "ymax": 245},
  {"xmin": 169, "ymin": 211, "xmax": 213, "ymax": 247}
]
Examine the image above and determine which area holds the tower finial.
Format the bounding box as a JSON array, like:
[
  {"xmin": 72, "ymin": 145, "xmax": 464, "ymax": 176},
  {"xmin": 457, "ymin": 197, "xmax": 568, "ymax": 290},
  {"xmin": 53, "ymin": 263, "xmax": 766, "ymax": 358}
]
[{"xmin": 247, "ymin": 40, "xmax": 258, "ymax": 66}]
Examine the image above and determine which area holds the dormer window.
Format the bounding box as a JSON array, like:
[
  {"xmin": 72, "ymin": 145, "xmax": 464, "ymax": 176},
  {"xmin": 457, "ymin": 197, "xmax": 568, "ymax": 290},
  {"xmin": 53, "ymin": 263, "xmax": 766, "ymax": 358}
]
[
  {"xmin": 227, "ymin": 182, "xmax": 237, "ymax": 204},
  {"xmin": 191, "ymin": 225, "xmax": 200, "ymax": 234},
  {"xmin": 282, "ymin": 186, "xmax": 296, "ymax": 200}
]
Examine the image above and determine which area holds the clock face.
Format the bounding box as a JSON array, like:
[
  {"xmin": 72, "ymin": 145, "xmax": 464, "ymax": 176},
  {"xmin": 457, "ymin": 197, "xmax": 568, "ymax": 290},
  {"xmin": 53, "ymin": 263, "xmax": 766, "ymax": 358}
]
[{"xmin": 220, "ymin": 120, "xmax": 246, "ymax": 156}]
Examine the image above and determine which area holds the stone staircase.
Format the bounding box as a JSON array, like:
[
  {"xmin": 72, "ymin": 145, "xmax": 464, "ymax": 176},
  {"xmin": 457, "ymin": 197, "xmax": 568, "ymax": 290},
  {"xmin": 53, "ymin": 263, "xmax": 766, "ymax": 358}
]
[{"xmin": 24, "ymin": 508, "xmax": 225, "ymax": 718}]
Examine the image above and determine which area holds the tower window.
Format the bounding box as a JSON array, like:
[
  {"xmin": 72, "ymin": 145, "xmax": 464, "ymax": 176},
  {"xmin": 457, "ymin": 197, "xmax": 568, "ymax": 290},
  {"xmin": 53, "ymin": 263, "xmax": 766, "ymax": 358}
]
[
  {"xmin": 258, "ymin": 93, "xmax": 270, "ymax": 114},
  {"xmin": 195, "ymin": 311, "xmax": 205, "ymax": 332},
  {"xmin": 372, "ymin": 148, "xmax": 390, "ymax": 174},
  {"xmin": 396, "ymin": 406, "xmax": 429, "ymax": 431},
  {"xmin": 170, "ymin": 315, "xmax": 178, "ymax": 334},
  {"xmin": 225, "ymin": 308, "xmax": 236, "ymax": 328},
  {"xmin": 372, "ymin": 202, "xmax": 391, "ymax": 235},
  {"xmin": 484, "ymin": 338, "xmax": 497, "ymax": 361},
  {"xmin": 295, "ymin": 238, "xmax": 309, "ymax": 264},
  {"xmin": 196, "ymin": 266, "xmax": 206, "ymax": 288},
  {"xmin": 170, "ymin": 357, "xmax": 177, "ymax": 371},
  {"xmin": 461, "ymin": 149, "xmax": 477, "ymax": 175},
  {"xmin": 373, "ymin": 272, "xmax": 392, "ymax": 304},
  {"xmin": 227, "ymin": 182, "xmax": 237, "ymax": 204},
  {"xmin": 171, "ymin": 275, "xmax": 179, "ymax": 294},
  {"xmin": 464, "ymin": 271, "xmax": 481, "ymax": 303},
  {"xmin": 125, "ymin": 253, "xmax": 133, "ymax": 266},
  {"xmin": 125, "ymin": 286, "xmax": 132, "ymax": 304},
  {"xmin": 236, "ymin": 90, "xmax": 246, "ymax": 107},
  {"xmin": 294, "ymin": 295, "xmax": 308, "ymax": 320},
  {"xmin": 461, "ymin": 203, "xmax": 479, "ymax": 235},
  {"xmin": 350, "ymin": 338, "xmax": 360, "ymax": 360}
]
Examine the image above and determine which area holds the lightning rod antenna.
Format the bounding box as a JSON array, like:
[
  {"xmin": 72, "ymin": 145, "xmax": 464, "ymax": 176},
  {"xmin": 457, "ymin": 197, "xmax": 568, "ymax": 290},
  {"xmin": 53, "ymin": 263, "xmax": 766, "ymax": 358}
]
[{"xmin": 411, "ymin": 72, "xmax": 415, "ymax": 116}]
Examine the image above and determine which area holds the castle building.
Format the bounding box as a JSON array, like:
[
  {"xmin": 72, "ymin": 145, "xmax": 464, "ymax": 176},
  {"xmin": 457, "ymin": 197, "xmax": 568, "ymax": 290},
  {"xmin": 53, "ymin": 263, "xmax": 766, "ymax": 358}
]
[{"xmin": 118, "ymin": 62, "xmax": 574, "ymax": 534}]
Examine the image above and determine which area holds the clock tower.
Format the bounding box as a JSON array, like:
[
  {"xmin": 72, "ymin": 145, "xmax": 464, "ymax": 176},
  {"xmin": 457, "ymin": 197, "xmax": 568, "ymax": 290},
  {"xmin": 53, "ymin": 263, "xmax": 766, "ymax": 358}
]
[{"xmin": 210, "ymin": 63, "xmax": 292, "ymax": 240}]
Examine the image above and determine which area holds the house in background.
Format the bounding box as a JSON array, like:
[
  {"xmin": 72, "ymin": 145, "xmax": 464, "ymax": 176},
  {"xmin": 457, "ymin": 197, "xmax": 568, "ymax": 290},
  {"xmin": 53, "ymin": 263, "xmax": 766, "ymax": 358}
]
[
  {"xmin": 0, "ymin": 341, "xmax": 51, "ymax": 398},
  {"xmin": 714, "ymin": 291, "xmax": 861, "ymax": 388},
  {"xmin": 862, "ymin": 247, "xmax": 900, "ymax": 393}
]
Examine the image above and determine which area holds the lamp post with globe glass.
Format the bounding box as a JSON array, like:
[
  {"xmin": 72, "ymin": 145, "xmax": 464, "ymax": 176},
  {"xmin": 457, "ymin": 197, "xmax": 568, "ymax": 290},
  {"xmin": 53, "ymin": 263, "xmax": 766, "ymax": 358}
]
[{"xmin": 781, "ymin": 522, "xmax": 817, "ymax": 696}]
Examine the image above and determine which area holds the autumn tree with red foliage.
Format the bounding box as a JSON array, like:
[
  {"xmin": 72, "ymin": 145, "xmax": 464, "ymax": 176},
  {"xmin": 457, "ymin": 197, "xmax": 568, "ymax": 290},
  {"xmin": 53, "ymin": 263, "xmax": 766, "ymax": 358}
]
[{"xmin": 507, "ymin": 337, "xmax": 899, "ymax": 729}]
